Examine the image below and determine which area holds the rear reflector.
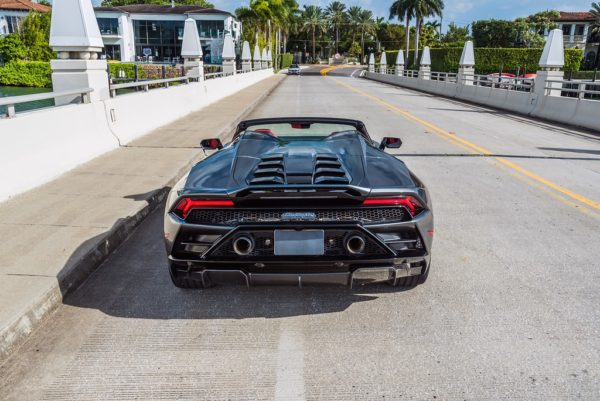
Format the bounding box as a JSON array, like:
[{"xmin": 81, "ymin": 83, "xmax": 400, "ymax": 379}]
[
  {"xmin": 174, "ymin": 198, "xmax": 234, "ymax": 219},
  {"xmin": 362, "ymin": 196, "xmax": 423, "ymax": 216}
]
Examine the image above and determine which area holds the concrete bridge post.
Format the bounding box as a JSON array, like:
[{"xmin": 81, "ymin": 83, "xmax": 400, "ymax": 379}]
[
  {"xmin": 368, "ymin": 53, "xmax": 375, "ymax": 73},
  {"xmin": 379, "ymin": 52, "xmax": 388, "ymax": 74},
  {"xmin": 261, "ymin": 48, "xmax": 268, "ymax": 70},
  {"xmin": 534, "ymin": 29, "xmax": 565, "ymax": 97},
  {"xmin": 241, "ymin": 41, "xmax": 252, "ymax": 72},
  {"xmin": 253, "ymin": 45, "xmax": 261, "ymax": 70},
  {"xmin": 222, "ymin": 33, "xmax": 236, "ymax": 75},
  {"xmin": 419, "ymin": 47, "xmax": 431, "ymax": 80},
  {"xmin": 267, "ymin": 48, "xmax": 273, "ymax": 69},
  {"xmin": 181, "ymin": 18, "xmax": 204, "ymax": 80},
  {"xmin": 395, "ymin": 50, "xmax": 405, "ymax": 76},
  {"xmin": 49, "ymin": 0, "xmax": 108, "ymax": 106},
  {"xmin": 458, "ymin": 41, "xmax": 475, "ymax": 85}
]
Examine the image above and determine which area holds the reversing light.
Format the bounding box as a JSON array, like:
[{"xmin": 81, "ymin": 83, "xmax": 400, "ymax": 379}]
[
  {"xmin": 362, "ymin": 196, "xmax": 423, "ymax": 216},
  {"xmin": 173, "ymin": 198, "xmax": 234, "ymax": 219}
]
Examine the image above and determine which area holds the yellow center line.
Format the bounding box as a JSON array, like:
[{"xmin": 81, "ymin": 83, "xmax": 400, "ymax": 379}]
[{"xmin": 326, "ymin": 74, "xmax": 600, "ymax": 213}]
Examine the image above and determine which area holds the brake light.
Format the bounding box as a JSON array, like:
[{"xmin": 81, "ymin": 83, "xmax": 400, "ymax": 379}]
[
  {"xmin": 362, "ymin": 196, "xmax": 423, "ymax": 216},
  {"xmin": 173, "ymin": 198, "xmax": 234, "ymax": 219}
]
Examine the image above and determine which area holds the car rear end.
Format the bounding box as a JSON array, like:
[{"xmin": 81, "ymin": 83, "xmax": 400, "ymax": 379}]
[
  {"xmin": 164, "ymin": 185, "xmax": 433, "ymax": 289},
  {"xmin": 288, "ymin": 65, "xmax": 301, "ymax": 75}
]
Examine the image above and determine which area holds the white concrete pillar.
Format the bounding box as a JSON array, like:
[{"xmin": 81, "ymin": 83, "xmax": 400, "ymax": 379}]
[
  {"xmin": 419, "ymin": 46, "xmax": 431, "ymax": 80},
  {"xmin": 261, "ymin": 48, "xmax": 268, "ymax": 70},
  {"xmin": 379, "ymin": 52, "xmax": 388, "ymax": 74},
  {"xmin": 181, "ymin": 18, "xmax": 204, "ymax": 80},
  {"xmin": 535, "ymin": 29, "xmax": 565, "ymax": 97},
  {"xmin": 368, "ymin": 53, "xmax": 375, "ymax": 73},
  {"xmin": 253, "ymin": 45, "xmax": 261, "ymax": 70},
  {"xmin": 49, "ymin": 0, "xmax": 108, "ymax": 105},
  {"xmin": 222, "ymin": 33, "xmax": 236, "ymax": 75},
  {"xmin": 241, "ymin": 41, "xmax": 252, "ymax": 72},
  {"xmin": 395, "ymin": 49, "xmax": 405, "ymax": 76},
  {"xmin": 458, "ymin": 40, "xmax": 475, "ymax": 85},
  {"xmin": 267, "ymin": 48, "xmax": 273, "ymax": 69}
]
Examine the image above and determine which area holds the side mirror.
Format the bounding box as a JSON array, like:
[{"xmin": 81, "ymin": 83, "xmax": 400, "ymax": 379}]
[
  {"xmin": 200, "ymin": 138, "xmax": 223, "ymax": 150},
  {"xmin": 379, "ymin": 137, "xmax": 402, "ymax": 150}
]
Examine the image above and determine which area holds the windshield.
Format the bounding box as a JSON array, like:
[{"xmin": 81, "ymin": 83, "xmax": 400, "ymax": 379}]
[{"xmin": 242, "ymin": 122, "xmax": 359, "ymax": 140}]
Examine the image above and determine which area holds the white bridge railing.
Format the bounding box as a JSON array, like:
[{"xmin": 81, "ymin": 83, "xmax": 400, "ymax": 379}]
[
  {"xmin": 545, "ymin": 80, "xmax": 600, "ymax": 100},
  {"xmin": 109, "ymin": 76, "xmax": 197, "ymax": 97},
  {"xmin": 0, "ymin": 88, "xmax": 93, "ymax": 118}
]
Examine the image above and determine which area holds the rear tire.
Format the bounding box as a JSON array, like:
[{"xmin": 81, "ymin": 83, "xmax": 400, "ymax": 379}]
[{"xmin": 169, "ymin": 262, "xmax": 209, "ymax": 289}]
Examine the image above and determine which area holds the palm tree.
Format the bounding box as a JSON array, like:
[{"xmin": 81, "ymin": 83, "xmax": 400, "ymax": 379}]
[
  {"xmin": 591, "ymin": 2, "xmax": 600, "ymax": 69},
  {"xmin": 389, "ymin": 0, "xmax": 415, "ymax": 56},
  {"xmin": 301, "ymin": 5, "xmax": 327, "ymax": 62},
  {"xmin": 325, "ymin": 1, "xmax": 347, "ymax": 54},
  {"xmin": 425, "ymin": 19, "xmax": 441, "ymax": 40},
  {"xmin": 411, "ymin": 0, "xmax": 444, "ymax": 63},
  {"xmin": 347, "ymin": 6, "xmax": 363, "ymax": 43},
  {"xmin": 354, "ymin": 9, "xmax": 375, "ymax": 63}
]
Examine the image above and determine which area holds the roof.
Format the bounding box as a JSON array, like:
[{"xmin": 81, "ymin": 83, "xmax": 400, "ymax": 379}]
[
  {"xmin": 555, "ymin": 11, "xmax": 596, "ymax": 22},
  {"xmin": 94, "ymin": 5, "xmax": 233, "ymax": 17},
  {"xmin": 0, "ymin": 0, "xmax": 50, "ymax": 12}
]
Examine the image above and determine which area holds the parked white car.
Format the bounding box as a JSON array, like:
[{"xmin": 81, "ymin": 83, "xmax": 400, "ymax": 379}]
[{"xmin": 288, "ymin": 64, "xmax": 301, "ymax": 75}]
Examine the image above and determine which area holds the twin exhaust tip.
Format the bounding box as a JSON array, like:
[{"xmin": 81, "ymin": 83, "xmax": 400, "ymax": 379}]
[
  {"xmin": 234, "ymin": 234, "xmax": 366, "ymax": 256},
  {"xmin": 233, "ymin": 236, "xmax": 255, "ymax": 256}
]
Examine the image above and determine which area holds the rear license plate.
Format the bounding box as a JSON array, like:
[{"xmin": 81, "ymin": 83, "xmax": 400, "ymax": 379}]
[{"xmin": 274, "ymin": 230, "xmax": 325, "ymax": 256}]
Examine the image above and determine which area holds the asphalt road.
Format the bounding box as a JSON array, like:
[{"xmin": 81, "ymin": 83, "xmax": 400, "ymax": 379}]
[{"xmin": 1, "ymin": 66, "xmax": 599, "ymax": 401}]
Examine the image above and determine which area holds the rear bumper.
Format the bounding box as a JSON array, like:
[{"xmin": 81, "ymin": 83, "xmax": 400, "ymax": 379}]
[{"xmin": 169, "ymin": 256, "xmax": 429, "ymax": 287}]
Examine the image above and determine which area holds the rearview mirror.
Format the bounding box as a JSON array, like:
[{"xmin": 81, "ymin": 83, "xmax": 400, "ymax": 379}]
[
  {"xmin": 200, "ymin": 138, "xmax": 223, "ymax": 150},
  {"xmin": 379, "ymin": 137, "xmax": 402, "ymax": 150}
]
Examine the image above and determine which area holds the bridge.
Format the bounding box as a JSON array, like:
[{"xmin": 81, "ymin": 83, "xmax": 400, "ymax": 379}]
[{"xmin": 0, "ymin": 1, "xmax": 599, "ymax": 400}]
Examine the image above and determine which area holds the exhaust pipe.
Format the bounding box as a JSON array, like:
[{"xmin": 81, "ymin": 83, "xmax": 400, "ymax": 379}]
[
  {"xmin": 345, "ymin": 235, "xmax": 366, "ymax": 255},
  {"xmin": 233, "ymin": 235, "xmax": 255, "ymax": 256}
]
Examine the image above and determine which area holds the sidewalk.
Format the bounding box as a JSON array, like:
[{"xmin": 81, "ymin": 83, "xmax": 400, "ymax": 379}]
[{"xmin": 0, "ymin": 75, "xmax": 285, "ymax": 360}]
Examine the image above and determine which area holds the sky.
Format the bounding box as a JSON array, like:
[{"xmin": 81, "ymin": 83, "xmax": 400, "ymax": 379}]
[{"xmin": 211, "ymin": 0, "xmax": 595, "ymax": 30}]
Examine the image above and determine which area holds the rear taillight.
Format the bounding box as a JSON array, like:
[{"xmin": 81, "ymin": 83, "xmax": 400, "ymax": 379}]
[
  {"xmin": 173, "ymin": 198, "xmax": 234, "ymax": 219},
  {"xmin": 362, "ymin": 196, "xmax": 424, "ymax": 217}
]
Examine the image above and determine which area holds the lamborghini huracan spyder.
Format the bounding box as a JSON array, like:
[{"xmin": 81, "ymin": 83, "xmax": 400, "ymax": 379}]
[{"xmin": 164, "ymin": 118, "xmax": 433, "ymax": 289}]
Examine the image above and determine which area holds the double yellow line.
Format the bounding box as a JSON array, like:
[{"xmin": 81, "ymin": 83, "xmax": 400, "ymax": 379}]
[{"xmin": 324, "ymin": 71, "xmax": 600, "ymax": 214}]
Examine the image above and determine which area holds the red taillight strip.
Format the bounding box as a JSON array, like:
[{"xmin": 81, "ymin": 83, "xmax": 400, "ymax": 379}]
[
  {"xmin": 362, "ymin": 196, "xmax": 423, "ymax": 216},
  {"xmin": 174, "ymin": 198, "xmax": 234, "ymax": 219}
]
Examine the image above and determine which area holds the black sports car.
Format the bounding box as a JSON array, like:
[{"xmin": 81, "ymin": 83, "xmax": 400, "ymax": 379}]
[{"xmin": 164, "ymin": 117, "xmax": 433, "ymax": 289}]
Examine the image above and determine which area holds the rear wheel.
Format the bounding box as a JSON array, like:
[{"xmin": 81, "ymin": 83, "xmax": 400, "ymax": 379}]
[{"xmin": 169, "ymin": 262, "xmax": 210, "ymax": 289}]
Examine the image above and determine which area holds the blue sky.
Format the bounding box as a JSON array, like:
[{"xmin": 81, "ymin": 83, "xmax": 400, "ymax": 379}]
[{"xmin": 211, "ymin": 0, "xmax": 594, "ymax": 29}]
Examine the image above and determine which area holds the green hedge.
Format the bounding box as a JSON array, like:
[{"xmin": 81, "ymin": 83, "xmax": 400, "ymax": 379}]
[
  {"xmin": 384, "ymin": 47, "xmax": 583, "ymax": 74},
  {"xmin": 0, "ymin": 60, "xmax": 51, "ymax": 87},
  {"xmin": 278, "ymin": 53, "xmax": 294, "ymax": 70}
]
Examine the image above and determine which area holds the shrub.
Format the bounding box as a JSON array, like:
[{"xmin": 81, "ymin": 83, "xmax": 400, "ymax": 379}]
[
  {"xmin": 0, "ymin": 34, "xmax": 28, "ymax": 63},
  {"xmin": 0, "ymin": 60, "xmax": 51, "ymax": 87},
  {"xmin": 278, "ymin": 53, "xmax": 294, "ymax": 70},
  {"xmin": 384, "ymin": 47, "xmax": 583, "ymax": 74}
]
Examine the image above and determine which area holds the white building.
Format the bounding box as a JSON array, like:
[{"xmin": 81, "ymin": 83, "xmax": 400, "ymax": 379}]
[
  {"xmin": 94, "ymin": 5, "xmax": 242, "ymax": 64},
  {"xmin": 0, "ymin": 0, "xmax": 50, "ymax": 37},
  {"xmin": 551, "ymin": 11, "xmax": 599, "ymax": 68}
]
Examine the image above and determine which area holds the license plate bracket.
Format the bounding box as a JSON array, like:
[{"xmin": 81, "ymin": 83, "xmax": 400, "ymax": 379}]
[{"xmin": 274, "ymin": 230, "xmax": 325, "ymax": 256}]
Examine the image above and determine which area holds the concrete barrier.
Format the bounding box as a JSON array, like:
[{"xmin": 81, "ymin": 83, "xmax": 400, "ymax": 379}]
[
  {"xmin": 0, "ymin": 69, "xmax": 274, "ymax": 202},
  {"xmin": 365, "ymin": 72, "xmax": 599, "ymax": 133}
]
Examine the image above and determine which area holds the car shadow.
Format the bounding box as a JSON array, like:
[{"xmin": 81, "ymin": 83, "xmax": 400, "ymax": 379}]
[{"xmin": 61, "ymin": 205, "xmax": 406, "ymax": 320}]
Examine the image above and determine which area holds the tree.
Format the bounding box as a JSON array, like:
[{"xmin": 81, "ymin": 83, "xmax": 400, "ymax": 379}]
[
  {"xmin": 301, "ymin": 5, "xmax": 326, "ymax": 61},
  {"xmin": 515, "ymin": 10, "xmax": 559, "ymax": 48},
  {"xmin": 325, "ymin": 1, "xmax": 346, "ymax": 54},
  {"xmin": 409, "ymin": 0, "xmax": 444, "ymax": 63},
  {"xmin": 376, "ymin": 23, "xmax": 406, "ymax": 52},
  {"xmin": 389, "ymin": 0, "xmax": 415, "ymax": 55},
  {"xmin": 472, "ymin": 19, "xmax": 516, "ymax": 47},
  {"xmin": 441, "ymin": 22, "xmax": 470, "ymax": 46},
  {"xmin": 353, "ymin": 9, "xmax": 375, "ymax": 63},
  {"xmin": 348, "ymin": 41, "xmax": 362, "ymax": 59},
  {"xmin": 0, "ymin": 34, "xmax": 27, "ymax": 63},
  {"xmin": 590, "ymin": 2, "xmax": 600, "ymax": 69},
  {"xmin": 19, "ymin": 11, "xmax": 54, "ymax": 61},
  {"xmin": 102, "ymin": 0, "xmax": 214, "ymax": 6}
]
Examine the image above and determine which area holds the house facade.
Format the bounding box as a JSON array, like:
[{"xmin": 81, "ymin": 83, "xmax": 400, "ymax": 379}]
[
  {"xmin": 94, "ymin": 5, "xmax": 242, "ymax": 64},
  {"xmin": 552, "ymin": 11, "xmax": 599, "ymax": 68},
  {"xmin": 0, "ymin": 0, "xmax": 50, "ymax": 37}
]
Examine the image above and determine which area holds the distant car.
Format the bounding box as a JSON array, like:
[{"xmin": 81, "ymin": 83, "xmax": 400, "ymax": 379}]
[
  {"xmin": 163, "ymin": 117, "xmax": 434, "ymax": 289},
  {"xmin": 288, "ymin": 64, "xmax": 301, "ymax": 75}
]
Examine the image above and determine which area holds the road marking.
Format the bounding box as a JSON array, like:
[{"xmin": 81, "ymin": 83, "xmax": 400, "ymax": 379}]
[
  {"xmin": 326, "ymin": 74, "xmax": 600, "ymax": 213},
  {"xmin": 274, "ymin": 326, "xmax": 306, "ymax": 401}
]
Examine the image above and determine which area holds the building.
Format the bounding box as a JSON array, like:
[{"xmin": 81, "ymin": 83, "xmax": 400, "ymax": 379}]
[
  {"xmin": 552, "ymin": 11, "xmax": 599, "ymax": 68},
  {"xmin": 0, "ymin": 0, "xmax": 50, "ymax": 36},
  {"xmin": 93, "ymin": 5, "xmax": 242, "ymax": 64}
]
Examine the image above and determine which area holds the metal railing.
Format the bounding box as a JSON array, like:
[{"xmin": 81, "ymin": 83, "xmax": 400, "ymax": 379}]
[
  {"xmin": 204, "ymin": 71, "xmax": 236, "ymax": 80},
  {"xmin": 545, "ymin": 80, "xmax": 600, "ymax": 100},
  {"xmin": 109, "ymin": 76, "xmax": 197, "ymax": 97},
  {"xmin": 0, "ymin": 88, "xmax": 93, "ymax": 118},
  {"xmin": 472, "ymin": 74, "xmax": 534, "ymax": 92},
  {"xmin": 431, "ymin": 72, "xmax": 458, "ymax": 83},
  {"xmin": 402, "ymin": 69, "xmax": 420, "ymax": 78}
]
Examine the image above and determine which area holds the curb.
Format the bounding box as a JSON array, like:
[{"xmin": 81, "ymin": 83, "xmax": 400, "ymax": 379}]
[{"xmin": 0, "ymin": 74, "xmax": 285, "ymax": 362}]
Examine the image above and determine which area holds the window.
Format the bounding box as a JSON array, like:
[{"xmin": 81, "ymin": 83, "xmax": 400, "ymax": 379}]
[
  {"xmin": 196, "ymin": 20, "xmax": 225, "ymax": 38},
  {"xmin": 6, "ymin": 16, "xmax": 21, "ymax": 34},
  {"xmin": 102, "ymin": 44, "xmax": 121, "ymax": 61},
  {"xmin": 561, "ymin": 24, "xmax": 572, "ymax": 36},
  {"xmin": 97, "ymin": 18, "xmax": 119, "ymax": 36},
  {"xmin": 575, "ymin": 24, "xmax": 585, "ymax": 36},
  {"xmin": 133, "ymin": 20, "xmax": 184, "ymax": 61}
]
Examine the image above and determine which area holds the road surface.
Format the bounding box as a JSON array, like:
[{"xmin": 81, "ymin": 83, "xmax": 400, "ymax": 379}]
[{"xmin": 1, "ymin": 66, "xmax": 599, "ymax": 401}]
